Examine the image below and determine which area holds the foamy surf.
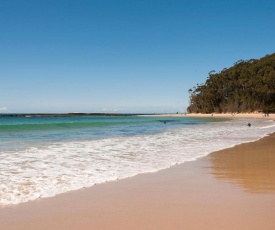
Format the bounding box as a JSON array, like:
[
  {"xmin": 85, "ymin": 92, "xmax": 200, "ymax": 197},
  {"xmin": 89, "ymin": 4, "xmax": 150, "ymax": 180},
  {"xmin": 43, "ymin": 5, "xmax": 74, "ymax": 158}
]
[{"xmin": 0, "ymin": 117, "xmax": 274, "ymax": 206}]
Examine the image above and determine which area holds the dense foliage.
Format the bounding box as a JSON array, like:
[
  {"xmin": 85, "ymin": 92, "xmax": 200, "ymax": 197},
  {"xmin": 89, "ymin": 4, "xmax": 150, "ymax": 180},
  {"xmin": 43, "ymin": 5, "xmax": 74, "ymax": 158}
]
[{"xmin": 187, "ymin": 53, "xmax": 275, "ymax": 113}]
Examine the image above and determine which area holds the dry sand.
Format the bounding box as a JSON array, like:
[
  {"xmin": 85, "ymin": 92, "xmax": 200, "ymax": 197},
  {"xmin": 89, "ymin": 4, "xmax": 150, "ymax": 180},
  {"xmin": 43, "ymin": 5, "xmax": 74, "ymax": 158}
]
[
  {"xmin": 146, "ymin": 113, "xmax": 275, "ymax": 119},
  {"xmin": 1, "ymin": 134, "xmax": 275, "ymax": 230}
]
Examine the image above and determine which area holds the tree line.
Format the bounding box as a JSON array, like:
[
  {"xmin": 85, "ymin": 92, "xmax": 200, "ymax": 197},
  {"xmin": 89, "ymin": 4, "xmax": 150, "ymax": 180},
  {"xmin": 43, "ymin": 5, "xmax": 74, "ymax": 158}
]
[{"xmin": 187, "ymin": 53, "xmax": 275, "ymax": 113}]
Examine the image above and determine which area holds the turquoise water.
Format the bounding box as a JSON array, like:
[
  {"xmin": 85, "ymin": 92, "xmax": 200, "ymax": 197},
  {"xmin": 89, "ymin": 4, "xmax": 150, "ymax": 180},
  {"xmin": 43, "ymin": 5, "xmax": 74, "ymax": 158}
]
[
  {"xmin": 0, "ymin": 116, "xmax": 216, "ymax": 152},
  {"xmin": 1, "ymin": 115, "xmax": 275, "ymax": 206}
]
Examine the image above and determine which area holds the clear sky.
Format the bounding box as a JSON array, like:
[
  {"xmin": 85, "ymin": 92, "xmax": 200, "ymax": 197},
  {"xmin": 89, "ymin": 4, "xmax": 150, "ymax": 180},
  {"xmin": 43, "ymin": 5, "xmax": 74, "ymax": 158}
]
[{"xmin": 1, "ymin": 0, "xmax": 275, "ymax": 113}]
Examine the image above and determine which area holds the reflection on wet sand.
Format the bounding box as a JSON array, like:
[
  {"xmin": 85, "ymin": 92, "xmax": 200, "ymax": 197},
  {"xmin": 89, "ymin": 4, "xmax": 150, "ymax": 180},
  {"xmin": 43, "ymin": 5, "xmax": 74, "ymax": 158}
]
[{"xmin": 209, "ymin": 133, "xmax": 275, "ymax": 193}]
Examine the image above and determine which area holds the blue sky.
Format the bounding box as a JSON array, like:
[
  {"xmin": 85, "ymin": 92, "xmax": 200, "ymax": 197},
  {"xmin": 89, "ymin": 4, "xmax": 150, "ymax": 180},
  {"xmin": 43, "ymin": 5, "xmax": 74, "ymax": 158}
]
[{"xmin": 1, "ymin": 0, "xmax": 274, "ymax": 113}]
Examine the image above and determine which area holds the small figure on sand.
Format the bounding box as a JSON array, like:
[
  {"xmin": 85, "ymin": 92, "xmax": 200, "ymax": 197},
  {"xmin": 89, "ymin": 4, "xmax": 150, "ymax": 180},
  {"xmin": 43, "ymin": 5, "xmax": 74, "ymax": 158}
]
[{"xmin": 247, "ymin": 123, "xmax": 251, "ymax": 127}]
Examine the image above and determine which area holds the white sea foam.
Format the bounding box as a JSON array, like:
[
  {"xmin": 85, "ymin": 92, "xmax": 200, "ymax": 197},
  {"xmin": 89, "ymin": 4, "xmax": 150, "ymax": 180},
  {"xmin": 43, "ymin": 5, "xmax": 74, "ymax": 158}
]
[
  {"xmin": 259, "ymin": 124, "xmax": 275, "ymax": 129},
  {"xmin": 0, "ymin": 118, "xmax": 274, "ymax": 206}
]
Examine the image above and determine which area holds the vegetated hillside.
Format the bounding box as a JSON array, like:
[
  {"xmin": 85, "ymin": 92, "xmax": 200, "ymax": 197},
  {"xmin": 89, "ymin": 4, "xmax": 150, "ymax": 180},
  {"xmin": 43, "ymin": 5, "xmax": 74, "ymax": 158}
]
[{"xmin": 187, "ymin": 53, "xmax": 275, "ymax": 113}]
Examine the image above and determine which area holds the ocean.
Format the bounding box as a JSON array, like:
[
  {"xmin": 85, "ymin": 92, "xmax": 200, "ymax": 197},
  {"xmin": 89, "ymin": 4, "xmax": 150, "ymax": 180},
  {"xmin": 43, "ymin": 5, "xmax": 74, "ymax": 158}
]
[{"xmin": 0, "ymin": 115, "xmax": 275, "ymax": 206}]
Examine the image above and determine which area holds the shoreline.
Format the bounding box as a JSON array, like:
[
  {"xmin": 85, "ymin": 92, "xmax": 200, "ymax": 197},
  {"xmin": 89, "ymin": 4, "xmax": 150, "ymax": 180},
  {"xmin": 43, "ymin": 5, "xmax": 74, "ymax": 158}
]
[
  {"xmin": 1, "ymin": 133, "xmax": 275, "ymax": 229},
  {"xmin": 143, "ymin": 112, "xmax": 275, "ymax": 119},
  {"xmin": 1, "ymin": 115, "xmax": 274, "ymax": 207},
  {"xmin": 1, "ymin": 112, "xmax": 274, "ymax": 119}
]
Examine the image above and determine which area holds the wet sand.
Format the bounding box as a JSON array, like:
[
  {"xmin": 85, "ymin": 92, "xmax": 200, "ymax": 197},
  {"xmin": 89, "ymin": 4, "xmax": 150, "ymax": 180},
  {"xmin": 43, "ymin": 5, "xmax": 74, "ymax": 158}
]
[{"xmin": 1, "ymin": 134, "xmax": 275, "ymax": 230}]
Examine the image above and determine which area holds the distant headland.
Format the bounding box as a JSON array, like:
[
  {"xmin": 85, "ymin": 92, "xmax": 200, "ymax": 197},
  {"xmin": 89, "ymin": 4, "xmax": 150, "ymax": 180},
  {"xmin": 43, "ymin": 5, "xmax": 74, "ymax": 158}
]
[
  {"xmin": 187, "ymin": 53, "xmax": 275, "ymax": 114},
  {"xmin": 0, "ymin": 113, "xmax": 156, "ymax": 117}
]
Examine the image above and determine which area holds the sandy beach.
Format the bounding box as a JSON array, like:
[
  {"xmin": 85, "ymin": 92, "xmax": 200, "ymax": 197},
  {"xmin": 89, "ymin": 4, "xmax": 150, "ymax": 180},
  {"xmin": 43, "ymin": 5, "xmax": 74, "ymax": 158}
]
[
  {"xmin": 1, "ymin": 131, "xmax": 275, "ymax": 230},
  {"xmin": 147, "ymin": 113, "xmax": 275, "ymax": 119},
  {"xmin": 2, "ymin": 0, "xmax": 275, "ymax": 229}
]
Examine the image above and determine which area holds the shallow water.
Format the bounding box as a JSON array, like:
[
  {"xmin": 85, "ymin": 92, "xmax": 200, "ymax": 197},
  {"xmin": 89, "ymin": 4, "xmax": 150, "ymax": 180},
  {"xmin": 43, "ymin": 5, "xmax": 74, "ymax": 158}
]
[{"xmin": 0, "ymin": 116, "xmax": 274, "ymax": 205}]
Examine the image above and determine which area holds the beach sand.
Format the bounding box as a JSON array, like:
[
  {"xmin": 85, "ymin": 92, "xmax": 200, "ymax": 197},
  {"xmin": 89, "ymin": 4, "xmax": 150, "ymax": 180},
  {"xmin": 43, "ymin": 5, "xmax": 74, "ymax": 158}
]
[
  {"xmin": 146, "ymin": 112, "xmax": 275, "ymax": 119},
  {"xmin": 1, "ymin": 134, "xmax": 275, "ymax": 230}
]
